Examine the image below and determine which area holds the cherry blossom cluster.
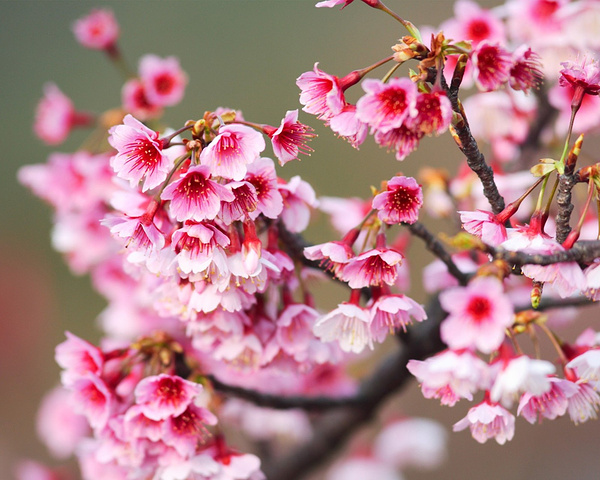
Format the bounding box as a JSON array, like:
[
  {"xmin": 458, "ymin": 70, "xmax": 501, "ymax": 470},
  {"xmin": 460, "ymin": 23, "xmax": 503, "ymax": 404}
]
[{"xmin": 17, "ymin": 1, "xmax": 600, "ymax": 479}]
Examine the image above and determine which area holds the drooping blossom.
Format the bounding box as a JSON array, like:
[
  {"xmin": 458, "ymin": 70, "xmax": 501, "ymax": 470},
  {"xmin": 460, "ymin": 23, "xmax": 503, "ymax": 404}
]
[
  {"xmin": 509, "ymin": 46, "xmax": 544, "ymax": 92},
  {"xmin": 567, "ymin": 349, "xmax": 600, "ymax": 388},
  {"xmin": 439, "ymin": 276, "xmax": 514, "ymax": 354},
  {"xmin": 407, "ymin": 349, "xmax": 491, "ymax": 406},
  {"xmin": 459, "ymin": 210, "xmax": 507, "ymax": 245},
  {"xmin": 440, "ymin": 0, "xmax": 506, "ymax": 47},
  {"xmin": 278, "ymin": 175, "xmax": 318, "ymax": 233},
  {"xmin": 583, "ymin": 260, "xmax": 600, "ymax": 300},
  {"xmin": 220, "ymin": 181, "xmax": 258, "ymax": 224},
  {"xmin": 369, "ymin": 293, "xmax": 426, "ymax": 341},
  {"xmin": 200, "ymin": 124, "xmax": 265, "ymax": 181},
  {"xmin": 138, "ymin": 54, "xmax": 188, "ymax": 107},
  {"xmin": 245, "ymin": 157, "xmax": 284, "ymax": 220},
  {"xmin": 559, "ymin": 56, "xmax": 600, "ymax": 96},
  {"xmin": 340, "ymin": 242, "xmax": 403, "ymax": 289},
  {"xmin": 121, "ymin": 78, "xmax": 162, "ymax": 120},
  {"xmin": 471, "ymin": 42, "xmax": 512, "ymax": 91},
  {"xmin": 72, "ymin": 9, "xmax": 119, "ymax": 50},
  {"xmin": 453, "ymin": 400, "xmax": 515, "ymax": 444},
  {"xmin": 411, "ymin": 90, "xmax": 453, "ymax": 135},
  {"xmin": 304, "ymin": 239, "xmax": 356, "ymax": 276},
  {"xmin": 134, "ymin": 374, "xmax": 202, "ymax": 421},
  {"xmin": 356, "ymin": 77, "xmax": 418, "ymax": 133},
  {"xmin": 163, "ymin": 404, "xmax": 218, "ymax": 457},
  {"xmin": 161, "ymin": 165, "xmax": 235, "ymax": 222},
  {"xmin": 517, "ymin": 377, "xmax": 579, "ymax": 424},
  {"xmin": 263, "ymin": 109, "xmax": 315, "ymax": 165},
  {"xmin": 108, "ymin": 114, "xmax": 171, "ymax": 191},
  {"xmin": 489, "ymin": 355, "xmax": 555, "ymax": 408},
  {"xmin": 313, "ymin": 300, "xmax": 373, "ymax": 354},
  {"xmin": 55, "ymin": 332, "xmax": 104, "ymax": 388},
  {"xmin": 373, "ymin": 123, "xmax": 423, "ymax": 161},
  {"xmin": 328, "ymin": 104, "xmax": 368, "ymax": 149},
  {"xmin": 70, "ymin": 375, "xmax": 114, "ymax": 430},
  {"xmin": 372, "ymin": 175, "xmax": 423, "ymax": 225},
  {"xmin": 34, "ymin": 83, "xmax": 92, "ymax": 145},
  {"xmin": 297, "ymin": 63, "xmax": 359, "ymax": 120},
  {"xmin": 566, "ymin": 380, "xmax": 600, "ymax": 424}
]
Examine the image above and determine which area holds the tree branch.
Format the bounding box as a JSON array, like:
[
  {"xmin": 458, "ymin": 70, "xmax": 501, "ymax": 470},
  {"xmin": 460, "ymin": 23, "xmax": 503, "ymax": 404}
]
[{"xmin": 488, "ymin": 240, "xmax": 600, "ymax": 266}]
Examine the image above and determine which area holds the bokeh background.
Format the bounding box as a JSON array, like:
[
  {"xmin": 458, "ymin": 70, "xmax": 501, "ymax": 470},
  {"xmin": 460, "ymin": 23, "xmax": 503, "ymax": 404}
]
[{"xmin": 1, "ymin": 1, "xmax": 598, "ymax": 479}]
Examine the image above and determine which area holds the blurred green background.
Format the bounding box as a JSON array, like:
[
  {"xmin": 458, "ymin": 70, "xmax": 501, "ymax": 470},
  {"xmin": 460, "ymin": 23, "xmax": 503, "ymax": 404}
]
[{"xmin": 1, "ymin": 1, "xmax": 598, "ymax": 479}]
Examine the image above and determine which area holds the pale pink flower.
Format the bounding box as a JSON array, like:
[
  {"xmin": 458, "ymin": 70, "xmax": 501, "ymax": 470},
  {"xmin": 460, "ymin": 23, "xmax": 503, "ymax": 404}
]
[
  {"xmin": 122, "ymin": 404, "xmax": 163, "ymax": 442},
  {"xmin": 304, "ymin": 240, "xmax": 355, "ymax": 276},
  {"xmin": 567, "ymin": 349, "xmax": 600, "ymax": 387},
  {"xmin": 373, "ymin": 418, "xmax": 447, "ymax": 470},
  {"xmin": 459, "ymin": 210, "xmax": 507, "ymax": 246},
  {"xmin": 200, "ymin": 124, "xmax": 265, "ymax": 181},
  {"xmin": 356, "ymin": 77, "xmax": 418, "ymax": 133},
  {"xmin": 121, "ymin": 78, "xmax": 162, "ymax": 120},
  {"xmin": 278, "ymin": 175, "xmax": 318, "ymax": 233},
  {"xmin": 245, "ymin": 157, "xmax": 284, "ymax": 220},
  {"xmin": 440, "ymin": 0, "xmax": 506, "ymax": 47},
  {"xmin": 297, "ymin": 63, "xmax": 356, "ymax": 120},
  {"xmin": 372, "ymin": 175, "xmax": 423, "ymax": 225},
  {"xmin": 73, "ymin": 9, "xmax": 119, "ymax": 50},
  {"xmin": 14, "ymin": 460, "xmax": 68, "ymax": 480},
  {"xmin": 373, "ymin": 123, "xmax": 423, "ymax": 161},
  {"xmin": 134, "ymin": 374, "xmax": 202, "ymax": 421},
  {"xmin": 411, "ymin": 90, "xmax": 453, "ymax": 135},
  {"xmin": 566, "ymin": 380, "xmax": 600, "ymax": 424},
  {"xmin": 341, "ymin": 245, "xmax": 403, "ymax": 289},
  {"xmin": 505, "ymin": 0, "xmax": 567, "ymax": 45},
  {"xmin": 472, "ymin": 42, "xmax": 512, "ymax": 91},
  {"xmin": 108, "ymin": 114, "xmax": 171, "ymax": 191},
  {"xmin": 326, "ymin": 458, "xmax": 401, "ymax": 480},
  {"xmin": 220, "ymin": 181, "xmax": 258, "ymax": 224},
  {"xmin": 162, "ymin": 165, "xmax": 235, "ymax": 222},
  {"xmin": 369, "ymin": 294, "xmax": 426, "ymax": 341},
  {"xmin": 36, "ymin": 386, "xmax": 89, "ymax": 459},
  {"xmin": 263, "ymin": 109, "xmax": 315, "ymax": 165},
  {"xmin": 453, "ymin": 401, "xmax": 515, "ymax": 444},
  {"xmin": 172, "ymin": 222, "xmax": 230, "ymax": 276},
  {"xmin": 490, "ymin": 356, "xmax": 555, "ymax": 408},
  {"xmin": 313, "ymin": 302, "xmax": 373, "ymax": 353},
  {"xmin": 422, "ymin": 254, "xmax": 479, "ymax": 294},
  {"xmin": 440, "ymin": 276, "xmax": 514, "ymax": 354},
  {"xmin": 139, "ymin": 54, "xmax": 188, "ymax": 107},
  {"xmin": 509, "ymin": 46, "xmax": 544, "ymax": 92},
  {"xmin": 517, "ymin": 377, "xmax": 579, "ymax": 424},
  {"xmin": 34, "ymin": 83, "xmax": 91, "ymax": 145},
  {"xmin": 328, "ymin": 104, "xmax": 368, "ymax": 149},
  {"xmin": 276, "ymin": 304, "xmax": 320, "ymax": 359},
  {"xmin": 55, "ymin": 332, "xmax": 104, "ymax": 388},
  {"xmin": 407, "ymin": 349, "xmax": 491, "ymax": 406},
  {"xmin": 319, "ymin": 196, "xmax": 372, "ymax": 235}
]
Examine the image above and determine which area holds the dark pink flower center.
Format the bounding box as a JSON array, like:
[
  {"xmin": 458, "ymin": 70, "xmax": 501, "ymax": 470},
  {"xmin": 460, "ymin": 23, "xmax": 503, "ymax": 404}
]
[
  {"xmin": 155, "ymin": 73, "xmax": 175, "ymax": 94},
  {"xmin": 467, "ymin": 20, "xmax": 491, "ymax": 42},
  {"xmin": 379, "ymin": 89, "xmax": 407, "ymax": 115},
  {"xmin": 390, "ymin": 186, "xmax": 414, "ymax": 213},
  {"xmin": 157, "ymin": 377, "xmax": 184, "ymax": 404},
  {"xmin": 467, "ymin": 296, "xmax": 491, "ymax": 322}
]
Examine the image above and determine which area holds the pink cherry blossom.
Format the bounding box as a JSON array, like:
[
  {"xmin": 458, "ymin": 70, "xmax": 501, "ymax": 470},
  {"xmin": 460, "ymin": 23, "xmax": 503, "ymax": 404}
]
[
  {"xmin": 139, "ymin": 54, "xmax": 188, "ymax": 107},
  {"xmin": 517, "ymin": 377, "xmax": 579, "ymax": 424},
  {"xmin": 566, "ymin": 380, "xmax": 600, "ymax": 424},
  {"xmin": 55, "ymin": 332, "xmax": 104, "ymax": 387},
  {"xmin": 509, "ymin": 46, "xmax": 544, "ymax": 92},
  {"xmin": 200, "ymin": 124, "xmax": 265, "ymax": 181},
  {"xmin": 356, "ymin": 77, "xmax": 418, "ymax": 133},
  {"xmin": 373, "ymin": 123, "xmax": 423, "ymax": 161},
  {"xmin": 72, "ymin": 9, "xmax": 119, "ymax": 50},
  {"xmin": 441, "ymin": 0, "xmax": 506, "ymax": 47},
  {"xmin": 326, "ymin": 458, "xmax": 401, "ymax": 480},
  {"xmin": 134, "ymin": 374, "xmax": 202, "ymax": 421},
  {"xmin": 459, "ymin": 210, "xmax": 507, "ymax": 245},
  {"xmin": 162, "ymin": 404, "xmax": 218, "ymax": 457},
  {"xmin": 567, "ymin": 349, "xmax": 600, "ymax": 387},
  {"xmin": 328, "ymin": 104, "xmax": 368, "ymax": 149},
  {"xmin": 559, "ymin": 56, "xmax": 600, "ymax": 96},
  {"xmin": 172, "ymin": 222, "xmax": 230, "ymax": 276},
  {"xmin": 34, "ymin": 83, "xmax": 92, "ymax": 145},
  {"xmin": 490, "ymin": 356, "xmax": 555, "ymax": 408},
  {"xmin": 372, "ymin": 175, "xmax": 423, "ymax": 225},
  {"xmin": 108, "ymin": 114, "xmax": 171, "ymax": 191},
  {"xmin": 264, "ymin": 109, "xmax": 315, "ymax": 165},
  {"xmin": 340, "ymin": 245, "xmax": 403, "ymax": 289},
  {"xmin": 121, "ymin": 78, "xmax": 162, "ymax": 120},
  {"xmin": 245, "ymin": 157, "xmax": 284, "ymax": 220},
  {"xmin": 278, "ymin": 175, "xmax": 318, "ymax": 233},
  {"xmin": 411, "ymin": 90, "xmax": 453, "ymax": 136},
  {"xmin": 505, "ymin": 0, "xmax": 567, "ymax": 46},
  {"xmin": 297, "ymin": 63, "xmax": 355, "ymax": 120},
  {"xmin": 162, "ymin": 165, "xmax": 235, "ymax": 222},
  {"xmin": 220, "ymin": 181, "xmax": 258, "ymax": 224},
  {"xmin": 453, "ymin": 400, "xmax": 515, "ymax": 444},
  {"xmin": 304, "ymin": 239, "xmax": 355, "ymax": 276},
  {"xmin": 313, "ymin": 301, "xmax": 373, "ymax": 353},
  {"xmin": 583, "ymin": 260, "xmax": 600, "ymax": 300},
  {"xmin": 369, "ymin": 293, "xmax": 426, "ymax": 341},
  {"xmin": 407, "ymin": 349, "xmax": 491, "ymax": 406},
  {"xmin": 71, "ymin": 374, "xmax": 114, "ymax": 430},
  {"xmin": 548, "ymin": 81, "xmax": 600, "ymax": 135},
  {"xmin": 439, "ymin": 276, "xmax": 514, "ymax": 354},
  {"xmin": 472, "ymin": 42, "xmax": 512, "ymax": 92}
]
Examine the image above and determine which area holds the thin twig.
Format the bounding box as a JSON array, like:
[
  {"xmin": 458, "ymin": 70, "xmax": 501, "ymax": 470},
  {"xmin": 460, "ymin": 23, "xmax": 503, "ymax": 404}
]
[{"xmin": 487, "ymin": 240, "xmax": 600, "ymax": 266}]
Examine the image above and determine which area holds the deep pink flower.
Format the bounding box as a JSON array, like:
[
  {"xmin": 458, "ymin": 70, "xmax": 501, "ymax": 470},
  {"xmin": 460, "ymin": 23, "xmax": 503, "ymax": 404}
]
[
  {"xmin": 440, "ymin": 0, "xmax": 506, "ymax": 47},
  {"xmin": 108, "ymin": 114, "xmax": 171, "ymax": 191},
  {"xmin": 453, "ymin": 400, "xmax": 515, "ymax": 444},
  {"xmin": 161, "ymin": 165, "xmax": 235, "ymax": 222},
  {"xmin": 509, "ymin": 46, "xmax": 544, "ymax": 92},
  {"xmin": 567, "ymin": 350, "xmax": 600, "ymax": 388},
  {"xmin": 55, "ymin": 332, "xmax": 104, "ymax": 388},
  {"xmin": 356, "ymin": 77, "xmax": 418, "ymax": 133},
  {"xmin": 329, "ymin": 104, "xmax": 368, "ymax": 148},
  {"xmin": 139, "ymin": 54, "xmax": 188, "ymax": 107},
  {"xmin": 162, "ymin": 404, "xmax": 218, "ymax": 457},
  {"xmin": 134, "ymin": 374, "xmax": 201, "ymax": 421},
  {"xmin": 172, "ymin": 222, "xmax": 230, "ymax": 275},
  {"xmin": 407, "ymin": 349, "xmax": 491, "ymax": 406},
  {"xmin": 245, "ymin": 157, "xmax": 284, "ymax": 220},
  {"xmin": 369, "ymin": 294, "xmax": 426, "ymax": 341},
  {"xmin": 559, "ymin": 56, "xmax": 600, "ymax": 96},
  {"xmin": 411, "ymin": 90, "xmax": 453, "ymax": 136},
  {"xmin": 472, "ymin": 42, "xmax": 512, "ymax": 91},
  {"xmin": 459, "ymin": 210, "xmax": 507, "ymax": 245},
  {"xmin": 313, "ymin": 300, "xmax": 373, "ymax": 353},
  {"xmin": 297, "ymin": 63, "xmax": 358, "ymax": 120},
  {"xmin": 264, "ymin": 110, "xmax": 315, "ymax": 166},
  {"xmin": 34, "ymin": 83, "xmax": 92, "ymax": 145},
  {"xmin": 304, "ymin": 240, "xmax": 355, "ymax": 276},
  {"xmin": 372, "ymin": 175, "xmax": 423, "ymax": 225},
  {"xmin": 517, "ymin": 377, "xmax": 578, "ymax": 424},
  {"xmin": 71, "ymin": 375, "xmax": 114, "ymax": 430},
  {"xmin": 220, "ymin": 181, "xmax": 258, "ymax": 224},
  {"xmin": 72, "ymin": 9, "xmax": 119, "ymax": 50},
  {"xmin": 440, "ymin": 276, "xmax": 514, "ymax": 353},
  {"xmin": 200, "ymin": 124, "xmax": 265, "ymax": 181},
  {"xmin": 373, "ymin": 123, "xmax": 423, "ymax": 161},
  {"xmin": 121, "ymin": 78, "xmax": 162, "ymax": 120}
]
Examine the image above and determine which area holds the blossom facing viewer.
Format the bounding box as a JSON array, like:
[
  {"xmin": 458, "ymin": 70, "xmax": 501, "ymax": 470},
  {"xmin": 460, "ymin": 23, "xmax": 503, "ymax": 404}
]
[
  {"xmin": 372, "ymin": 175, "xmax": 423, "ymax": 225},
  {"xmin": 453, "ymin": 400, "xmax": 515, "ymax": 444},
  {"xmin": 72, "ymin": 9, "xmax": 119, "ymax": 51}
]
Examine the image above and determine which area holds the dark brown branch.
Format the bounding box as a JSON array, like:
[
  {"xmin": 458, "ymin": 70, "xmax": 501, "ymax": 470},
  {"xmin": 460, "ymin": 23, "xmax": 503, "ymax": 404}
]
[
  {"xmin": 407, "ymin": 221, "xmax": 469, "ymax": 285},
  {"xmin": 262, "ymin": 296, "xmax": 447, "ymax": 480},
  {"xmin": 488, "ymin": 240, "xmax": 600, "ymax": 266},
  {"xmin": 555, "ymin": 172, "xmax": 577, "ymax": 244}
]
